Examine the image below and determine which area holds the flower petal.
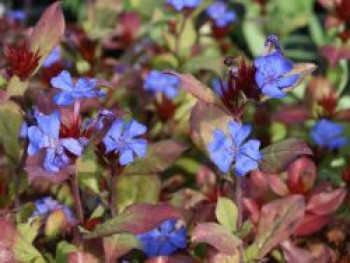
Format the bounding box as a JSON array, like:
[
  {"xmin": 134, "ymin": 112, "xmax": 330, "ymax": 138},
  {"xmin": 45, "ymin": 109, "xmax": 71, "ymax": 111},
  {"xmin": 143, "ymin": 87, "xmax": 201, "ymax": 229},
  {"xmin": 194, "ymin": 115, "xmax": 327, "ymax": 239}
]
[{"xmin": 50, "ymin": 70, "xmax": 74, "ymax": 91}]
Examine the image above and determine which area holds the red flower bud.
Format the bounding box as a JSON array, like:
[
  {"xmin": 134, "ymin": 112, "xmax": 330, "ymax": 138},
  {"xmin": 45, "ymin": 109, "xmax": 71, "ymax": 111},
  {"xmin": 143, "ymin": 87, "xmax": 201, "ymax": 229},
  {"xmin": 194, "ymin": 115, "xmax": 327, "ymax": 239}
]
[{"xmin": 4, "ymin": 42, "xmax": 41, "ymax": 81}]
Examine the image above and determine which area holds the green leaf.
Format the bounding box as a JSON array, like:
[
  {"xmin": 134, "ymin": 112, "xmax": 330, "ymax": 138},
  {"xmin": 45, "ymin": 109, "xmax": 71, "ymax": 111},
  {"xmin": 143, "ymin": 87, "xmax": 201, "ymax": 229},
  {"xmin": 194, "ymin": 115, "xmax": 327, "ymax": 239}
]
[
  {"xmin": 259, "ymin": 138, "xmax": 313, "ymax": 173},
  {"xmin": 253, "ymin": 195, "xmax": 306, "ymax": 258},
  {"xmin": 116, "ymin": 174, "xmax": 161, "ymax": 213},
  {"xmin": 215, "ymin": 197, "xmax": 238, "ymax": 233},
  {"xmin": 17, "ymin": 220, "xmax": 41, "ymax": 244},
  {"xmin": 122, "ymin": 140, "xmax": 187, "ymax": 175},
  {"xmin": 55, "ymin": 241, "xmax": 79, "ymax": 263},
  {"xmin": 103, "ymin": 234, "xmax": 141, "ymax": 262},
  {"xmin": 182, "ymin": 55, "xmax": 223, "ymax": 75},
  {"xmin": 0, "ymin": 101, "xmax": 23, "ymax": 165},
  {"xmin": 191, "ymin": 223, "xmax": 241, "ymax": 255},
  {"xmin": 6, "ymin": 76, "xmax": 28, "ymax": 97},
  {"xmin": 84, "ymin": 203, "xmax": 182, "ymax": 239},
  {"xmin": 45, "ymin": 210, "xmax": 69, "ymax": 238}
]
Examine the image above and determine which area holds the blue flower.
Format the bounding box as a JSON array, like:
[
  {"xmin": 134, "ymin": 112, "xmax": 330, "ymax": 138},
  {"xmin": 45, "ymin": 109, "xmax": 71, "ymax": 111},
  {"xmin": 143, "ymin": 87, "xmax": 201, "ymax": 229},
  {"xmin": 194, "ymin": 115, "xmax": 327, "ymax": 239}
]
[
  {"xmin": 43, "ymin": 46, "xmax": 60, "ymax": 68},
  {"xmin": 207, "ymin": 1, "xmax": 236, "ymax": 27},
  {"xmin": 166, "ymin": 0, "xmax": 202, "ymax": 11},
  {"xmin": 27, "ymin": 110, "xmax": 84, "ymax": 173},
  {"xmin": 32, "ymin": 196, "xmax": 75, "ymax": 223},
  {"xmin": 207, "ymin": 121, "xmax": 262, "ymax": 176},
  {"xmin": 51, "ymin": 70, "xmax": 105, "ymax": 106},
  {"xmin": 144, "ymin": 71, "xmax": 180, "ymax": 99},
  {"xmin": 103, "ymin": 119, "xmax": 147, "ymax": 166},
  {"xmin": 254, "ymin": 52, "xmax": 299, "ymax": 98},
  {"xmin": 7, "ymin": 10, "xmax": 26, "ymax": 21},
  {"xmin": 311, "ymin": 119, "xmax": 347, "ymax": 149},
  {"xmin": 137, "ymin": 219, "xmax": 187, "ymax": 258}
]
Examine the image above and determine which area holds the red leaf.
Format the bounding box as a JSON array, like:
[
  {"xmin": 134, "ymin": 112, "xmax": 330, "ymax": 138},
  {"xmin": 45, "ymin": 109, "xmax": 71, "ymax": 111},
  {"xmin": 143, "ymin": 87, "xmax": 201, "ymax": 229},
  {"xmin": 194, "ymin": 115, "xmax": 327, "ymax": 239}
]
[
  {"xmin": 243, "ymin": 198, "xmax": 260, "ymax": 224},
  {"xmin": 191, "ymin": 223, "xmax": 241, "ymax": 255},
  {"xmin": 306, "ymin": 188, "xmax": 347, "ymax": 215},
  {"xmin": 294, "ymin": 212, "xmax": 330, "ymax": 236},
  {"xmin": 84, "ymin": 203, "xmax": 182, "ymax": 239},
  {"xmin": 281, "ymin": 240, "xmax": 314, "ymax": 263},
  {"xmin": 287, "ymin": 157, "xmax": 316, "ymax": 194},
  {"xmin": 267, "ymin": 174, "xmax": 290, "ymax": 197},
  {"xmin": 272, "ymin": 105, "xmax": 309, "ymax": 125}
]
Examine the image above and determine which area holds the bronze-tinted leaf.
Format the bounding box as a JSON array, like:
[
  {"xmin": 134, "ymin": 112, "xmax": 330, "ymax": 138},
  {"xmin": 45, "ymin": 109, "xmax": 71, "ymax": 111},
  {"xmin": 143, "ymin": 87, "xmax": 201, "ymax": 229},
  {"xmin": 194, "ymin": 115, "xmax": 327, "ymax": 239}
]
[
  {"xmin": 306, "ymin": 188, "xmax": 346, "ymax": 215},
  {"xmin": 259, "ymin": 138, "xmax": 313, "ymax": 173},
  {"xmin": 253, "ymin": 195, "xmax": 306, "ymax": 258},
  {"xmin": 30, "ymin": 2, "xmax": 65, "ymax": 68},
  {"xmin": 191, "ymin": 223, "xmax": 241, "ymax": 255},
  {"xmin": 165, "ymin": 71, "xmax": 217, "ymax": 104},
  {"xmin": 122, "ymin": 140, "xmax": 187, "ymax": 175},
  {"xmin": 84, "ymin": 203, "xmax": 182, "ymax": 239}
]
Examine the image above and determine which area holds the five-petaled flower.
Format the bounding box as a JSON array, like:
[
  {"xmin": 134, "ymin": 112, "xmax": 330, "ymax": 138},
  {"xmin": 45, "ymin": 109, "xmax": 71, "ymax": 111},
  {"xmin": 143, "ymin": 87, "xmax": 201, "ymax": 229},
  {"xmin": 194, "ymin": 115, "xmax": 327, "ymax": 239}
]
[
  {"xmin": 32, "ymin": 196, "xmax": 75, "ymax": 223},
  {"xmin": 254, "ymin": 51, "xmax": 299, "ymax": 98},
  {"xmin": 144, "ymin": 70, "xmax": 180, "ymax": 99},
  {"xmin": 27, "ymin": 110, "xmax": 84, "ymax": 173},
  {"xmin": 103, "ymin": 118, "xmax": 147, "ymax": 166},
  {"xmin": 207, "ymin": 1, "xmax": 236, "ymax": 28},
  {"xmin": 311, "ymin": 119, "xmax": 347, "ymax": 149},
  {"xmin": 166, "ymin": 0, "xmax": 202, "ymax": 11},
  {"xmin": 51, "ymin": 70, "xmax": 105, "ymax": 106},
  {"xmin": 207, "ymin": 120, "xmax": 262, "ymax": 176},
  {"xmin": 137, "ymin": 219, "xmax": 187, "ymax": 258}
]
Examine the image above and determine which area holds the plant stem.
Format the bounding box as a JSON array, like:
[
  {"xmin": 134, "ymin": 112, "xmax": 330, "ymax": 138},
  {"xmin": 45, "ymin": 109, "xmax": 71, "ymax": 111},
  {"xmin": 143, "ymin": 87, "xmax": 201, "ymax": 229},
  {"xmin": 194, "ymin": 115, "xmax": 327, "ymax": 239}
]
[
  {"xmin": 14, "ymin": 140, "xmax": 29, "ymax": 208},
  {"xmin": 235, "ymin": 175, "xmax": 245, "ymax": 263},
  {"xmin": 110, "ymin": 164, "xmax": 122, "ymax": 217},
  {"xmin": 71, "ymin": 170, "xmax": 84, "ymax": 223}
]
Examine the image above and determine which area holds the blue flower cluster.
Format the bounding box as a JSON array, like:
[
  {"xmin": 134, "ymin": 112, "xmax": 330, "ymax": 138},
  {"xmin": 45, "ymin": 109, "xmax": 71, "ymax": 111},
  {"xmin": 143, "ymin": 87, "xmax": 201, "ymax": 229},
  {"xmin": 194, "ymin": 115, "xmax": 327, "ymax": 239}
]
[
  {"xmin": 144, "ymin": 70, "xmax": 180, "ymax": 99},
  {"xmin": 51, "ymin": 70, "xmax": 105, "ymax": 106},
  {"xmin": 207, "ymin": 1, "xmax": 236, "ymax": 28},
  {"xmin": 26, "ymin": 110, "xmax": 85, "ymax": 173},
  {"xmin": 137, "ymin": 219, "xmax": 187, "ymax": 258},
  {"xmin": 254, "ymin": 51, "xmax": 299, "ymax": 98},
  {"xmin": 166, "ymin": 0, "xmax": 202, "ymax": 11},
  {"xmin": 207, "ymin": 120, "xmax": 262, "ymax": 176},
  {"xmin": 103, "ymin": 118, "xmax": 148, "ymax": 166},
  {"xmin": 32, "ymin": 196, "xmax": 75, "ymax": 223},
  {"xmin": 311, "ymin": 119, "xmax": 347, "ymax": 149}
]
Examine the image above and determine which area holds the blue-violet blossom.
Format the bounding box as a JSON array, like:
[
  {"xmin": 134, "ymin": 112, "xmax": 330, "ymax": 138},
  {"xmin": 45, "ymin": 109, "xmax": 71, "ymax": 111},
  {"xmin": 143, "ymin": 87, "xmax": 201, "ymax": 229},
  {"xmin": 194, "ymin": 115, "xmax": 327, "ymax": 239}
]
[
  {"xmin": 32, "ymin": 196, "xmax": 74, "ymax": 223},
  {"xmin": 102, "ymin": 118, "xmax": 147, "ymax": 166},
  {"xmin": 166, "ymin": 0, "xmax": 202, "ymax": 11},
  {"xmin": 207, "ymin": 120, "xmax": 262, "ymax": 176},
  {"xmin": 311, "ymin": 119, "xmax": 347, "ymax": 149},
  {"xmin": 207, "ymin": 1, "xmax": 236, "ymax": 28},
  {"xmin": 51, "ymin": 70, "xmax": 105, "ymax": 106},
  {"xmin": 43, "ymin": 46, "xmax": 60, "ymax": 68},
  {"xmin": 27, "ymin": 110, "xmax": 84, "ymax": 173},
  {"xmin": 144, "ymin": 70, "xmax": 180, "ymax": 99},
  {"xmin": 137, "ymin": 219, "xmax": 187, "ymax": 258},
  {"xmin": 254, "ymin": 51, "xmax": 299, "ymax": 98}
]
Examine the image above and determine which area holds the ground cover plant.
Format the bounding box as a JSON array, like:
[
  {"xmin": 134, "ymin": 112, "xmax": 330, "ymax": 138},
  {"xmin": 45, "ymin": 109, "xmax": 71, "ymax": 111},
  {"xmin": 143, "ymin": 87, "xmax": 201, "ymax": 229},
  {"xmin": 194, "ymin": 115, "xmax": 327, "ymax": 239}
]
[{"xmin": 0, "ymin": 0, "xmax": 349, "ymax": 262}]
